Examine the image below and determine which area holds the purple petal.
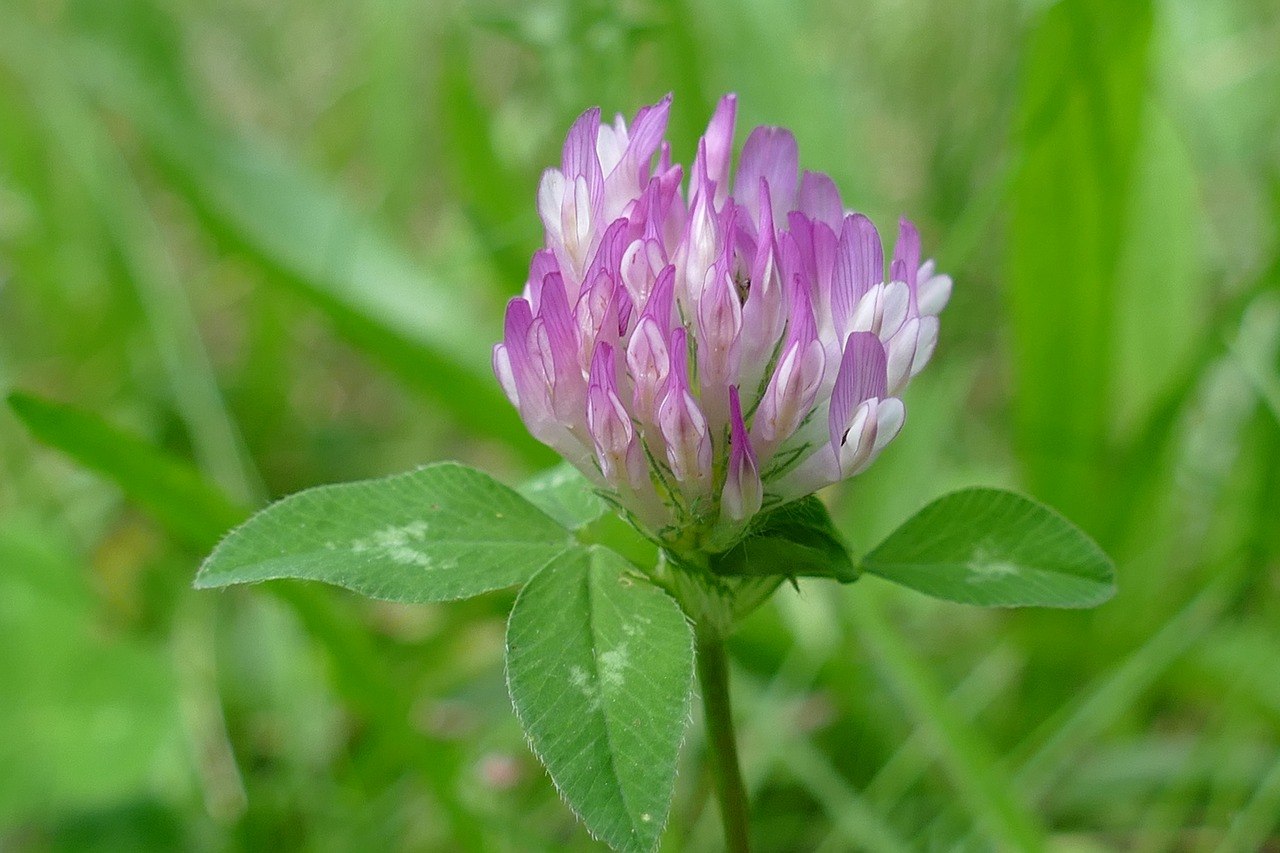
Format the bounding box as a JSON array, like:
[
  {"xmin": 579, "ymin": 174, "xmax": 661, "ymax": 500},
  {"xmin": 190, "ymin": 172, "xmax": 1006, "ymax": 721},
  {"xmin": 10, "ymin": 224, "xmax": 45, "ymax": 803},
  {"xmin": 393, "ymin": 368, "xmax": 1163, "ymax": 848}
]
[
  {"xmin": 832, "ymin": 214, "xmax": 882, "ymax": 335},
  {"xmin": 786, "ymin": 270, "xmax": 818, "ymax": 347},
  {"xmin": 810, "ymin": 219, "xmax": 839, "ymax": 324},
  {"xmin": 696, "ymin": 265, "xmax": 743, "ymax": 386},
  {"xmin": 735, "ymin": 126, "xmax": 798, "ymax": 230},
  {"xmin": 657, "ymin": 327, "xmax": 712, "ymax": 484},
  {"xmin": 797, "ymin": 171, "xmax": 844, "ymax": 231},
  {"xmin": 641, "ymin": 264, "xmax": 677, "ymax": 329},
  {"xmin": 623, "ymin": 94, "xmax": 672, "ymax": 177},
  {"xmin": 754, "ymin": 177, "xmax": 775, "ymax": 245},
  {"xmin": 586, "ymin": 342, "xmax": 633, "ymax": 465},
  {"xmin": 536, "ymin": 272, "xmax": 581, "ymax": 382},
  {"xmin": 828, "ymin": 332, "xmax": 887, "ymax": 451},
  {"xmin": 562, "ymin": 107, "xmax": 603, "ymax": 199},
  {"xmin": 784, "ymin": 212, "xmax": 817, "ymax": 291},
  {"xmin": 580, "ymin": 218, "xmax": 630, "ymax": 295},
  {"xmin": 626, "ymin": 316, "xmax": 669, "ymax": 420},
  {"xmin": 722, "ymin": 385, "xmax": 762, "ymax": 521},
  {"xmin": 688, "ymin": 139, "xmax": 717, "ymax": 208},
  {"xmin": 503, "ymin": 296, "xmax": 534, "ymax": 348},
  {"xmin": 525, "ymin": 249, "xmax": 559, "ymax": 311},
  {"xmin": 892, "ymin": 217, "xmax": 921, "ymax": 294},
  {"xmin": 696, "ymin": 93, "xmax": 737, "ymax": 205},
  {"xmin": 849, "ymin": 214, "xmax": 884, "ymax": 297},
  {"xmin": 666, "ymin": 325, "xmax": 692, "ymax": 392}
]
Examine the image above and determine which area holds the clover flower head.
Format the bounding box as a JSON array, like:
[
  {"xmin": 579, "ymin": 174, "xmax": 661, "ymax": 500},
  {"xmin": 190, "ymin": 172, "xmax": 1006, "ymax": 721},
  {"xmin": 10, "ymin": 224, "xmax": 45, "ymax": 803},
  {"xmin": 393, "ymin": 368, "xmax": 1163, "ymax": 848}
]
[{"xmin": 494, "ymin": 94, "xmax": 951, "ymax": 552}]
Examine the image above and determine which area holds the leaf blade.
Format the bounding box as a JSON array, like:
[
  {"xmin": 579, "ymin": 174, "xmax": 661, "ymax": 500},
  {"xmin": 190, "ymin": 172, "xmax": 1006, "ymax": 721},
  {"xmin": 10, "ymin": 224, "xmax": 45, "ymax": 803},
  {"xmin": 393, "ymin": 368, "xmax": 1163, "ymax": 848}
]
[
  {"xmin": 506, "ymin": 546, "xmax": 694, "ymax": 852},
  {"xmin": 197, "ymin": 463, "xmax": 573, "ymax": 602},
  {"xmin": 518, "ymin": 462, "xmax": 608, "ymax": 531},
  {"xmin": 861, "ymin": 488, "xmax": 1114, "ymax": 608}
]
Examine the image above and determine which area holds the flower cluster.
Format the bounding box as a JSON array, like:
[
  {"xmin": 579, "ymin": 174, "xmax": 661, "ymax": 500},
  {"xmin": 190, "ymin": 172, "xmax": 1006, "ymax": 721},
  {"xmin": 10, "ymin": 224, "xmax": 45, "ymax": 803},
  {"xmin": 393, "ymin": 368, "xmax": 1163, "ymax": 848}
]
[{"xmin": 494, "ymin": 94, "xmax": 950, "ymax": 552}]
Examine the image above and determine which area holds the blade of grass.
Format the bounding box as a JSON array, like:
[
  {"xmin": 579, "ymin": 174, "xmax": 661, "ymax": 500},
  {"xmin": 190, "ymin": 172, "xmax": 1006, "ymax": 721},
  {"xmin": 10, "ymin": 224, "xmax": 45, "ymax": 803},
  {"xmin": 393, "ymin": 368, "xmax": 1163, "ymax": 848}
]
[
  {"xmin": 847, "ymin": 593, "xmax": 1046, "ymax": 851},
  {"xmin": 1011, "ymin": 579, "xmax": 1230, "ymax": 803},
  {"xmin": 1005, "ymin": 0, "xmax": 1153, "ymax": 533},
  {"xmin": 861, "ymin": 646, "xmax": 1019, "ymax": 812},
  {"xmin": 64, "ymin": 25, "xmax": 547, "ymax": 464},
  {"xmin": 437, "ymin": 25, "xmax": 535, "ymax": 289},
  {"xmin": 780, "ymin": 740, "xmax": 914, "ymax": 853},
  {"xmin": 1217, "ymin": 751, "xmax": 1280, "ymax": 853},
  {"xmin": 7, "ymin": 391, "xmax": 490, "ymax": 850},
  {"xmin": 682, "ymin": 644, "xmax": 913, "ymax": 853},
  {"xmin": 1229, "ymin": 292, "xmax": 1280, "ymax": 426},
  {"xmin": 0, "ymin": 32, "xmax": 263, "ymax": 505},
  {"xmin": 8, "ymin": 393, "xmax": 244, "ymax": 547}
]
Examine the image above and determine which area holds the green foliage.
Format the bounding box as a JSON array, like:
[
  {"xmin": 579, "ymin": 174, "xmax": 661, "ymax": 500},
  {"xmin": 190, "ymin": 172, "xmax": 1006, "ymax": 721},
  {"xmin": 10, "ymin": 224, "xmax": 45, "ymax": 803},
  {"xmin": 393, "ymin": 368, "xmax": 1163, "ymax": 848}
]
[
  {"xmin": 518, "ymin": 463, "xmax": 610, "ymax": 531},
  {"xmin": 2, "ymin": 0, "xmax": 1278, "ymax": 848},
  {"xmin": 1006, "ymin": 0, "xmax": 1154, "ymax": 533},
  {"xmin": 197, "ymin": 464, "xmax": 572, "ymax": 602},
  {"xmin": 8, "ymin": 392, "xmax": 245, "ymax": 548},
  {"xmin": 862, "ymin": 488, "xmax": 1115, "ymax": 608},
  {"xmin": 507, "ymin": 547, "xmax": 694, "ymax": 853},
  {"xmin": 0, "ymin": 522, "xmax": 186, "ymax": 824}
]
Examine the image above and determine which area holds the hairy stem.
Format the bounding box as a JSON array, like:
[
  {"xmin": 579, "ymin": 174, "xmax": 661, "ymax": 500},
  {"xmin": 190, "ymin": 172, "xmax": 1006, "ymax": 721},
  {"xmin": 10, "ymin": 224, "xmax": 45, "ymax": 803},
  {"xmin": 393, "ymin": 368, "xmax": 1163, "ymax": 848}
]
[{"xmin": 696, "ymin": 622, "xmax": 751, "ymax": 853}]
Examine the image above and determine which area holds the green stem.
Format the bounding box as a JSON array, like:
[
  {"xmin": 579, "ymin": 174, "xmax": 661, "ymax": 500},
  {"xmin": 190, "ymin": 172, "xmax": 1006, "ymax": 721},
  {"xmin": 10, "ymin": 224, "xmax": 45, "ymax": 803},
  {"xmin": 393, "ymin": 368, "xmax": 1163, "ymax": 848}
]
[{"xmin": 696, "ymin": 622, "xmax": 752, "ymax": 853}]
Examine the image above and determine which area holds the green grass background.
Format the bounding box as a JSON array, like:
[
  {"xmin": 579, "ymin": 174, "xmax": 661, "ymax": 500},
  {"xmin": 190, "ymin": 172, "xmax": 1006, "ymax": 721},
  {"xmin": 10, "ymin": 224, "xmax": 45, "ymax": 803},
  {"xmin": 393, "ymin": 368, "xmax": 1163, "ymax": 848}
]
[{"xmin": 1, "ymin": 0, "xmax": 1278, "ymax": 849}]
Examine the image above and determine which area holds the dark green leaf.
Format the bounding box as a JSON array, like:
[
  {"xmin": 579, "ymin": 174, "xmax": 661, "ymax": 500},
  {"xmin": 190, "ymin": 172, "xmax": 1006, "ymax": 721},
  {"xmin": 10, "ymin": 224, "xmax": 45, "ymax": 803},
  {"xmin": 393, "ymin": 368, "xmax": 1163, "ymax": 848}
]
[
  {"xmin": 197, "ymin": 463, "xmax": 573, "ymax": 602},
  {"xmin": 712, "ymin": 496, "xmax": 856, "ymax": 582},
  {"xmin": 506, "ymin": 546, "xmax": 694, "ymax": 852},
  {"xmin": 862, "ymin": 488, "xmax": 1114, "ymax": 608}
]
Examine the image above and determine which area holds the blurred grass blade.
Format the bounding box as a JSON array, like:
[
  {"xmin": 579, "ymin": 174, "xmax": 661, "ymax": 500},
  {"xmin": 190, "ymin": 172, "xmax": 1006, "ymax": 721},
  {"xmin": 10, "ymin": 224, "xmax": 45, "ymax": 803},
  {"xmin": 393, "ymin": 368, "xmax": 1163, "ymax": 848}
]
[
  {"xmin": 779, "ymin": 741, "xmax": 914, "ymax": 853},
  {"xmin": 7, "ymin": 390, "xmax": 490, "ymax": 849},
  {"xmin": 0, "ymin": 523, "xmax": 188, "ymax": 824},
  {"xmin": 438, "ymin": 26, "xmax": 532, "ymax": 286},
  {"xmin": 1, "ymin": 36, "xmax": 263, "ymax": 505},
  {"xmin": 1012, "ymin": 580, "xmax": 1230, "ymax": 802},
  {"xmin": 848, "ymin": 597, "xmax": 1046, "ymax": 850},
  {"xmin": 1218, "ymin": 752, "xmax": 1280, "ymax": 853},
  {"xmin": 1006, "ymin": 0, "xmax": 1153, "ymax": 533},
  {"xmin": 68, "ymin": 31, "xmax": 546, "ymax": 462},
  {"xmin": 8, "ymin": 392, "xmax": 244, "ymax": 549},
  {"xmin": 1230, "ymin": 292, "xmax": 1280, "ymax": 425},
  {"xmin": 863, "ymin": 647, "xmax": 1019, "ymax": 810}
]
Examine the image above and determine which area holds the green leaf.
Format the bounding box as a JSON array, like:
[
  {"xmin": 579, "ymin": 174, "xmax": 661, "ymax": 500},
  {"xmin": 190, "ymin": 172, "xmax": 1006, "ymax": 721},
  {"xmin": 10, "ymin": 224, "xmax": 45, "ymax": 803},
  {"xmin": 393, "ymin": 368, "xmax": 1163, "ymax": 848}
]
[
  {"xmin": 196, "ymin": 463, "xmax": 573, "ymax": 602},
  {"xmin": 8, "ymin": 392, "xmax": 246, "ymax": 549},
  {"xmin": 712, "ymin": 496, "xmax": 856, "ymax": 582},
  {"xmin": 861, "ymin": 488, "xmax": 1115, "ymax": 608},
  {"xmin": 506, "ymin": 546, "xmax": 694, "ymax": 853},
  {"xmin": 518, "ymin": 463, "xmax": 608, "ymax": 531}
]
